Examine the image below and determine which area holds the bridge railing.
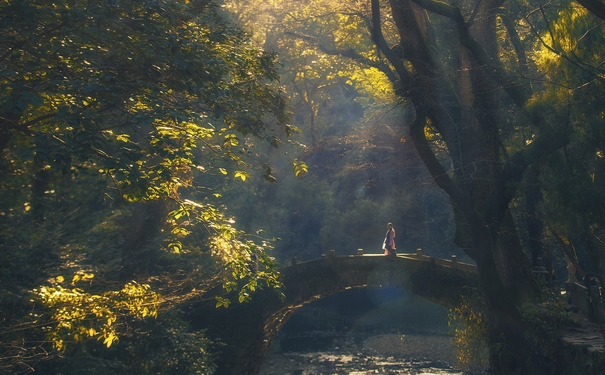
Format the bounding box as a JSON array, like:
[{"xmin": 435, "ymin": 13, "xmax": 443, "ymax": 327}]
[
  {"xmin": 291, "ymin": 247, "xmax": 477, "ymax": 274},
  {"xmin": 566, "ymin": 281, "xmax": 605, "ymax": 325},
  {"xmin": 408, "ymin": 248, "xmax": 477, "ymax": 273}
]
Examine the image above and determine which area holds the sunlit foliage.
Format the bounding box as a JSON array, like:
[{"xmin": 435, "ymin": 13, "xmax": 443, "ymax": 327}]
[
  {"xmin": 224, "ymin": 0, "xmax": 397, "ymax": 147},
  {"xmin": 1, "ymin": 0, "xmax": 288, "ymax": 188},
  {"xmin": 527, "ymin": 1, "xmax": 605, "ymax": 279},
  {"xmin": 448, "ymin": 295, "xmax": 489, "ymax": 372},
  {"xmin": 1, "ymin": 0, "xmax": 290, "ymax": 371},
  {"xmin": 168, "ymin": 199, "xmax": 284, "ymax": 307},
  {"xmin": 533, "ymin": 4, "xmax": 605, "ymax": 79},
  {"xmin": 51, "ymin": 309, "xmax": 218, "ymax": 374},
  {"xmin": 35, "ymin": 279, "xmax": 160, "ymax": 350}
]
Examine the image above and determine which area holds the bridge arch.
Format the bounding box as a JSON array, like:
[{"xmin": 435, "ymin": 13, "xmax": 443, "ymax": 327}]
[
  {"xmin": 193, "ymin": 251, "xmax": 478, "ymax": 375},
  {"xmin": 265, "ymin": 252, "xmax": 477, "ymax": 349}
]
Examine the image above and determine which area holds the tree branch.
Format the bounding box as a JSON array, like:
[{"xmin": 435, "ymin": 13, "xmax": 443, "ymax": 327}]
[
  {"xmin": 411, "ymin": 0, "xmax": 532, "ymax": 108},
  {"xmin": 408, "ymin": 112, "xmax": 477, "ymax": 222},
  {"xmin": 283, "ymin": 30, "xmax": 399, "ymax": 83},
  {"xmin": 500, "ymin": 14, "xmax": 527, "ymax": 71},
  {"xmin": 370, "ymin": 0, "xmax": 413, "ymax": 87},
  {"xmin": 486, "ymin": 125, "xmax": 569, "ymax": 226}
]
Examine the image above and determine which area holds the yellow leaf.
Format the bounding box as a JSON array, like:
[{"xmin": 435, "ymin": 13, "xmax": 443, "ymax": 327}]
[
  {"xmin": 103, "ymin": 333, "xmax": 116, "ymax": 348},
  {"xmin": 168, "ymin": 242, "xmax": 182, "ymax": 253},
  {"xmin": 56, "ymin": 275, "xmax": 64, "ymax": 283},
  {"xmin": 54, "ymin": 339, "xmax": 64, "ymax": 352},
  {"xmin": 293, "ymin": 159, "xmax": 308, "ymax": 178},
  {"xmin": 234, "ymin": 171, "xmax": 249, "ymax": 181},
  {"xmin": 219, "ymin": 168, "xmax": 227, "ymax": 175},
  {"xmin": 88, "ymin": 328, "xmax": 96, "ymax": 337}
]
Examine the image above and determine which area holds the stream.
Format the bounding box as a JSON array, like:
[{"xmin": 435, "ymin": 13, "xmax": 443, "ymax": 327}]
[
  {"xmin": 259, "ymin": 331, "xmax": 464, "ymax": 374},
  {"xmin": 258, "ymin": 287, "xmax": 485, "ymax": 374}
]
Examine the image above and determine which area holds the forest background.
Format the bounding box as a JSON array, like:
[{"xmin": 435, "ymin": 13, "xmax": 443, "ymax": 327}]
[{"xmin": 1, "ymin": 0, "xmax": 605, "ymax": 374}]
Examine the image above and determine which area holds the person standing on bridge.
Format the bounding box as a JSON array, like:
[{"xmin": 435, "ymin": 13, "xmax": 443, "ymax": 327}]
[{"xmin": 383, "ymin": 222, "xmax": 396, "ymax": 256}]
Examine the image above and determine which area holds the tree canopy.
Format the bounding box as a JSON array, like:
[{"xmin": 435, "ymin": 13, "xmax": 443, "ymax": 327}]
[{"xmin": 1, "ymin": 0, "xmax": 291, "ymax": 372}]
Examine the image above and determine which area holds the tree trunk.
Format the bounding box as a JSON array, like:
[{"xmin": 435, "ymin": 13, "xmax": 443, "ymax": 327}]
[
  {"xmin": 526, "ymin": 167, "xmax": 546, "ymax": 268},
  {"xmin": 386, "ymin": 0, "xmax": 543, "ymax": 372}
]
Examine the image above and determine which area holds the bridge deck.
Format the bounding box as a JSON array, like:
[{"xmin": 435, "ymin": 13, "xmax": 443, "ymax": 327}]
[{"xmin": 288, "ymin": 250, "xmax": 478, "ymax": 274}]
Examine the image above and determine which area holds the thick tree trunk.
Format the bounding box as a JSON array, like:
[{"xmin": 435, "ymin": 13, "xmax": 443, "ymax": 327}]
[
  {"xmin": 526, "ymin": 167, "xmax": 546, "ymax": 267},
  {"xmin": 388, "ymin": 0, "xmax": 543, "ymax": 371},
  {"xmin": 471, "ymin": 224, "xmax": 530, "ymax": 374}
]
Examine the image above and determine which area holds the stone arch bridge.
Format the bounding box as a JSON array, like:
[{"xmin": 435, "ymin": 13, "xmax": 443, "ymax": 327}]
[{"xmin": 190, "ymin": 249, "xmax": 478, "ymax": 375}]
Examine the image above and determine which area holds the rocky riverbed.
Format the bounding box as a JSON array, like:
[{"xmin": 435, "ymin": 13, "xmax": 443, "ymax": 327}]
[{"xmin": 259, "ymin": 331, "xmax": 480, "ymax": 375}]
